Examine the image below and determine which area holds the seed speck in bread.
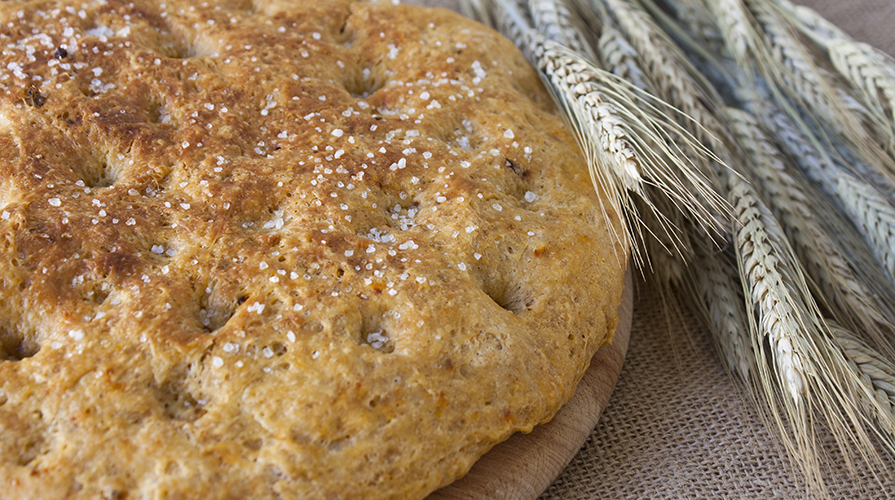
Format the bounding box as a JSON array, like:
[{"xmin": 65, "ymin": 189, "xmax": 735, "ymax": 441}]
[{"xmin": 0, "ymin": 1, "xmax": 627, "ymax": 498}]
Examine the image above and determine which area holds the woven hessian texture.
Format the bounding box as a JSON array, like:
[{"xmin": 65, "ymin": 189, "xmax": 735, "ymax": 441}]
[{"xmin": 410, "ymin": 0, "xmax": 895, "ymax": 497}]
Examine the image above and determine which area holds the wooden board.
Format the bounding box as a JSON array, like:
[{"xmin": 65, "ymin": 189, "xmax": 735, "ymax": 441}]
[{"xmin": 429, "ymin": 269, "xmax": 634, "ymax": 499}]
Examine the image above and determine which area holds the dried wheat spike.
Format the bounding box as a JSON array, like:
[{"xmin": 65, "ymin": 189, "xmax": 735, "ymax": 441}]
[
  {"xmin": 782, "ymin": 0, "xmax": 895, "ymax": 128},
  {"xmin": 598, "ymin": 26, "xmax": 653, "ymax": 91},
  {"xmin": 689, "ymin": 240, "xmax": 754, "ymax": 380},
  {"xmin": 836, "ymin": 179, "xmax": 895, "ymax": 283},
  {"xmin": 528, "ymin": 0, "xmax": 598, "ymax": 61},
  {"xmin": 728, "ymin": 176, "xmax": 807, "ymax": 403},
  {"xmin": 728, "ymin": 104, "xmax": 895, "ymax": 352},
  {"xmin": 604, "ymin": 0, "xmax": 726, "ymax": 149}
]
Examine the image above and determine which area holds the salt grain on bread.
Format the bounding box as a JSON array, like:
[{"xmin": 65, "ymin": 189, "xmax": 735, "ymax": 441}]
[{"xmin": 0, "ymin": 1, "xmax": 627, "ymax": 498}]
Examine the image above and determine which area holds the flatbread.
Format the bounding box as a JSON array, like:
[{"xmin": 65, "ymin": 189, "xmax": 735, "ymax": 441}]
[{"xmin": 0, "ymin": 1, "xmax": 627, "ymax": 498}]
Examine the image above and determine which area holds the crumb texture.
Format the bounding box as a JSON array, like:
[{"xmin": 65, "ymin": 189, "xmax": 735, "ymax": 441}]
[{"xmin": 0, "ymin": 1, "xmax": 626, "ymax": 498}]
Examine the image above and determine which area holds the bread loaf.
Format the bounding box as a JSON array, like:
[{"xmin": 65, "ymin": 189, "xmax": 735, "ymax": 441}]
[{"xmin": 0, "ymin": 1, "xmax": 626, "ymax": 498}]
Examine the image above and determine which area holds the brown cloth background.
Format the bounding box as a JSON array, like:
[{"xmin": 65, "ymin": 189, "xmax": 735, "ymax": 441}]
[{"xmin": 408, "ymin": 0, "xmax": 895, "ymax": 497}]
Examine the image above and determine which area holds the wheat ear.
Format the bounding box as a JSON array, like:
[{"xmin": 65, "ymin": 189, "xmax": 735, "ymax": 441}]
[
  {"xmin": 597, "ymin": 26, "xmax": 653, "ymax": 91},
  {"xmin": 478, "ymin": 0, "xmax": 728, "ymax": 265},
  {"xmin": 687, "ymin": 239, "xmax": 755, "ymax": 381},
  {"xmin": 834, "ymin": 325, "xmax": 895, "ymax": 421},
  {"xmin": 727, "ymin": 104, "xmax": 895, "ymax": 352},
  {"xmin": 726, "ymin": 171, "xmax": 894, "ymax": 494},
  {"xmin": 704, "ymin": 0, "xmax": 754, "ymax": 65},
  {"xmin": 781, "ymin": 0, "xmax": 895, "ymax": 131},
  {"xmin": 728, "ymin": 176, "xmax": 806, "ymax": 404},
  {"xmin": 655, "ymin": 0, "xmax": 726, "ymax": 55},
  {"xmin": 725, "ymin": 174, "xmax": 825, "ymax": 487},
  {"xmin": 601, "ymin": 0, "xmax": 727, "ymax": 148},
  {"xmin": 835, "ymin": 180, "xmax": 895, "ymax": 283},
  {"xmin": 528, "ymin": 0, "xmax": 598, "ymax": 62}
]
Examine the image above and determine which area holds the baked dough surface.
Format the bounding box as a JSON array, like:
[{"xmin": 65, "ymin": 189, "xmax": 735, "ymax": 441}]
[{"xmin": 0, "ymin": 1, "xmax": 626, "ymax": 498}]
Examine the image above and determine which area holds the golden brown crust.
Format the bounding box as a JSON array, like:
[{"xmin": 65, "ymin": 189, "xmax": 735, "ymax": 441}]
[{"xmin": 0, "ymin": 1, "xmax": 627, "ymax": 498}]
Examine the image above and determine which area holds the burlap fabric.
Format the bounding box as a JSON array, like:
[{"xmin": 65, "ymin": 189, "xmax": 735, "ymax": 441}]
[{"xmin": 411, "ymin": 0, "xmax": 895, "ymax": 497}]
